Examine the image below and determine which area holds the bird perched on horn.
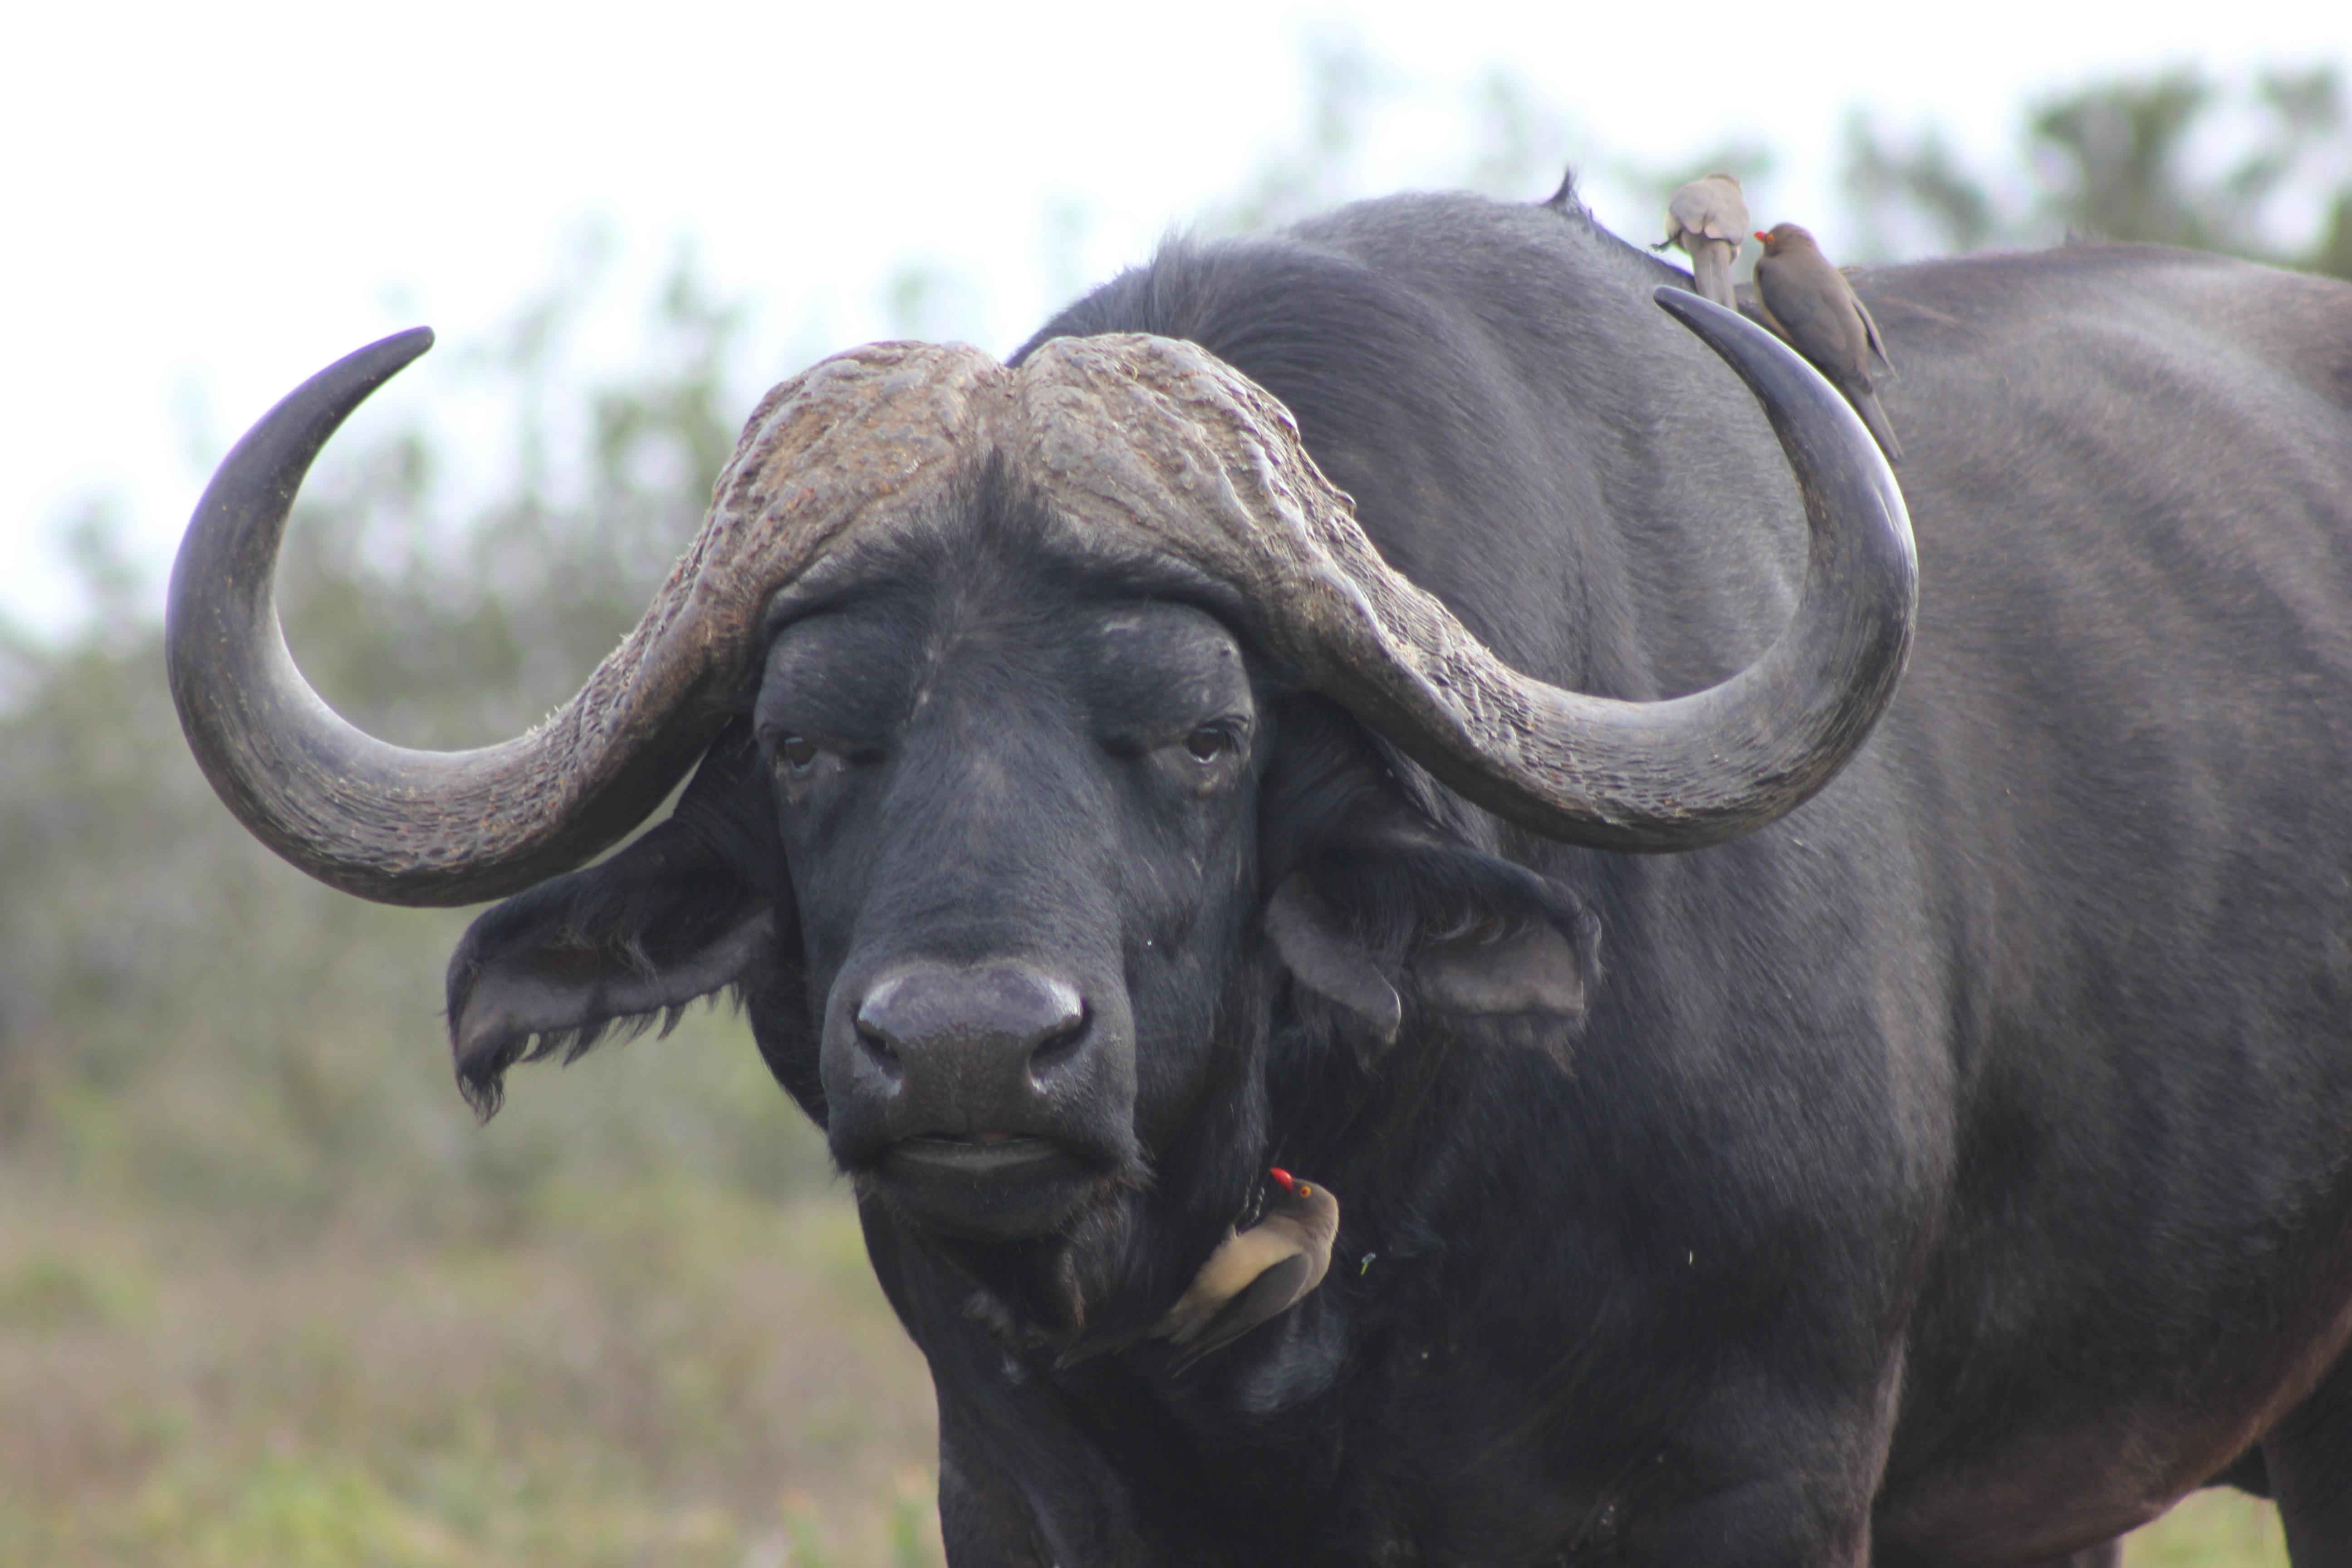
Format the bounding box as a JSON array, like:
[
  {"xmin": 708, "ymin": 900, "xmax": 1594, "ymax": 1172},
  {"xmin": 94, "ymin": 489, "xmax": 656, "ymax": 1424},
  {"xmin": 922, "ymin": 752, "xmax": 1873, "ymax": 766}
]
[
  {"xmin": 1751, "ymin": 222, "xmax": 1904, "ymax": 465},
  {"xmin": 1655, "ymin": 172, "xmax": 1750, "ymax": 310},
  {"xmin": 1151, "ymin": 1167, "xmax": 1339, "ymax": 1372}
]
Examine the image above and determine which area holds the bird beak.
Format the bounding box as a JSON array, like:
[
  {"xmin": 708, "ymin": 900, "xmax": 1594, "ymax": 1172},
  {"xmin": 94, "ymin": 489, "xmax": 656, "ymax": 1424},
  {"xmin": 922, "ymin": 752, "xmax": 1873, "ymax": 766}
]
[
  {"xmin": 1754, "ymin": 231, "xmax": 1770, "ymax": 243},
  {"xmin": 1269, "ymin": 1167, "xmax": 1296, "ymax": 1193}
]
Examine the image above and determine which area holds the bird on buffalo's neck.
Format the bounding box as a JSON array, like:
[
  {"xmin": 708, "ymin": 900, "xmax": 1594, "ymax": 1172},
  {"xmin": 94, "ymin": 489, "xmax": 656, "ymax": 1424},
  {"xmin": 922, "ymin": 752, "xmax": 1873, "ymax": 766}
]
[
  {"xmin": 1150, "ymin": 1167, "xmax": 1340, "ymax": 1372},
  {"xmin": 1750, "ymin": 222, "xmax": 1904, "ymax": 465},
  {"xmin": 1654, "ymin": 172, "xmax": 1750, "ymax": 310}
]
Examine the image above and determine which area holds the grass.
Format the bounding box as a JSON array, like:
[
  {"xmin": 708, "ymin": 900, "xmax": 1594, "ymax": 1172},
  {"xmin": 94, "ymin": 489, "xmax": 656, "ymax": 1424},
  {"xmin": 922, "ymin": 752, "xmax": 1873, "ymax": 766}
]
[
  {"xmin": 2127, "ymin": 1490, "xmax": 2288, "ymax": 1567},
  {"xmin": 0, "ymin": 1000, "xmax": 2298, "ymax": 1567},
  {"xmin": 0, "ymin": 1173, "xmax": 2299, "ymax": 1567},
  {"xmin": 0, "ymin": 1175, "xmax": 941, "ymax": 1568}
]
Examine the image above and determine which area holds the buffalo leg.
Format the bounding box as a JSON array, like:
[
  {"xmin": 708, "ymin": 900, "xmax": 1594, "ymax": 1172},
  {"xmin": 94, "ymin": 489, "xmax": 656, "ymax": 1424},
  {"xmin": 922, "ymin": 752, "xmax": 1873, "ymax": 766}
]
[
  {"xmin": 1622, "ymin": 1475, "xmax": 1872, "ymax": 1568},
  {"xmin": 936, "ymin": 1389, "xmax": 1053, "ymax": 1568},
  {"xmin": 2268, "ymin": 1357, "xmax": 2352, "ymax": 1567},
  {"xmin": 2206, "ymin": 1443, "xmax": 2271, "ymax": 1497},
  {"xmin": 2015, "ymin": 1545, "xmax": 2120, "ymax": 1568}
]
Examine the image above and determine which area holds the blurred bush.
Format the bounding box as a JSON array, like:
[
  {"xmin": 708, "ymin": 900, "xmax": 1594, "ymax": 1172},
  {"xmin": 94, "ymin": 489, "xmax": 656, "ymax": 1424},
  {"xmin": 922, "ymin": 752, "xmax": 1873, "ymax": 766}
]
[
  {"xmin": 1844, "ymin": 66, "xmax": 2352, "ymax": 274},
  {"xmin": 0, "ymin": 257, "xmax": 841, "ymax": 1242},
  {"xmin": 0, "ymin": 258, "xmax": 941, "ymax": 1565}
]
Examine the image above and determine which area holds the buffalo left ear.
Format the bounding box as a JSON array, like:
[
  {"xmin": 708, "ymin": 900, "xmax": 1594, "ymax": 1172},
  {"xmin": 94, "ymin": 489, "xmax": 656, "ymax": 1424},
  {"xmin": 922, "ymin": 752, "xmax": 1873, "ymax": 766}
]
[
  {"xmin": 442, "ymin": 832, "xmax": 771, "ymax": 1114},
  {"xmin": 444, "ymin": 721, "xmax": 789, "ymax": 1117},
  {"xmin": 446, "ymin": 823, "xmax": 779, "ymax": 1117}
]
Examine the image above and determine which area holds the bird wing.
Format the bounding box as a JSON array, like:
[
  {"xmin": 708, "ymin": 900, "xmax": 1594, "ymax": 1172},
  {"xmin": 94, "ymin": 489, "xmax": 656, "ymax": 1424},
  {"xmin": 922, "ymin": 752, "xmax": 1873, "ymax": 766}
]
[
  {"xmin": 1854, "ymin": 294, "xmax": 1895, "ymax": 374},
  {"xmin": 1165, "ymin": 1253, "xmax": 1316, "ymax": 1374},
  {"xmin": 1664, "ymin": 185, "xmax": 1710, "ymax": 244},
  {"xmin": 1757, "ymin": 255, "xmax": 1873, "ymax": 384},
  {"xmin": 1152, "ymin": 1223, "xmax": 1296, "ymax": 1345},
  {"xmin": 1691, "ymin": 176, "xmax": 1750, "ymax": 242}
]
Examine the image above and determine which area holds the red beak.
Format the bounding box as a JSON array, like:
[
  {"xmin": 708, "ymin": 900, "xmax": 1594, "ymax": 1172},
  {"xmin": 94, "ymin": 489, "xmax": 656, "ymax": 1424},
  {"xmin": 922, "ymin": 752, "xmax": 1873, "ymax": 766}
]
[
  {"xmin": 1754, "ymin": 230, "xmax": 1770, "ymax": 243},
  {"xmin": 1269, "ymin": 1167, "xmax": 1296, "ymax": 1192}
]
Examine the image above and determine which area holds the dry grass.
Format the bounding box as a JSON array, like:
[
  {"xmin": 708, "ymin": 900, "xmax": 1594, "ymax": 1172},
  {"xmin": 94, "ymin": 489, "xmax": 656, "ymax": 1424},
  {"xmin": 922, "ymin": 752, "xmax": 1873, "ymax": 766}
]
[
  {"xmin": 0, "ymin": 1174, "xmax": 2298, "ymax": 1566},
  {"xmin": 0, "ymin": 999, "xmax": 2296, "ymax": 1567},
  {"xmin": 0, "ymin": 1179, "xmax": 941, "ymax": 1567}
]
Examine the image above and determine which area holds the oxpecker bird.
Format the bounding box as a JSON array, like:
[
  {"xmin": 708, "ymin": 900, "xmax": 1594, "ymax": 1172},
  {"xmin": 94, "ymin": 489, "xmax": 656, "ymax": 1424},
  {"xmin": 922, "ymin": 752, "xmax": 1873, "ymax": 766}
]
[
  {"xmin": 1655, "ymin": 172, "xmax": 1750, "ymax": 309},
  {"xmin": 1152, "ymin": 1167, "xmax": 1339, "ymax": 1371},
  {"xmin": 1751, "ymin": 222, "xmax": 1904, "ymax": 465}
]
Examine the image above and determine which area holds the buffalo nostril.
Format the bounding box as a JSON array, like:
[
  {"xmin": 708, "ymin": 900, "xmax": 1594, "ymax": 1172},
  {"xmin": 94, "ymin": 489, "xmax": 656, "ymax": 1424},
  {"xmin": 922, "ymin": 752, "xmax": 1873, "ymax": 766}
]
[
  {"xmin": 855, "ymin": 1016, "xmax": 902, "ymax": 1064},
  {"xmin": 1026, "ymin": 1008, "xmax": 1089, "ymax": 1082},
  {"xmin": 853, "ymin": 988, "xmax": 906, "ymax": 1080}
]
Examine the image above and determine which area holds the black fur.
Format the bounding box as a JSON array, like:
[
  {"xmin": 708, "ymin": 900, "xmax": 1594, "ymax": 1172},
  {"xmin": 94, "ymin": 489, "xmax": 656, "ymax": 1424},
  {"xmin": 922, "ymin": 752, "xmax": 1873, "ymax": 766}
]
[{"xmin": 445, "ymin": 188, "xmax": 2352, "ymax": 1564}]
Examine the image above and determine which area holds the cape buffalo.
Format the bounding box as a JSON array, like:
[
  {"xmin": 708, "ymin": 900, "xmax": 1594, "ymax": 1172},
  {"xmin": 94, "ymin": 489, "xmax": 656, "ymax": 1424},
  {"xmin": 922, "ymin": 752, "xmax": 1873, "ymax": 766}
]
[{"xmin": 167, "ymin": 177, "xmax": 2352, "ymax": 1564}]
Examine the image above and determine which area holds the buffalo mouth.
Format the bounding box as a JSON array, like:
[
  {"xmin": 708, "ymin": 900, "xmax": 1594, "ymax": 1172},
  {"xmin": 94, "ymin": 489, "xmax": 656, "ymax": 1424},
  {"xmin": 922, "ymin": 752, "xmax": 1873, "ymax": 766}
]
[
  {"xmin": 873, "ymin": 1134, "xmax": 1107, "ymax": 1239},
  {"xmin": 892, "ymin": 1133, "xmax": 1063, "ymax": 1173}
]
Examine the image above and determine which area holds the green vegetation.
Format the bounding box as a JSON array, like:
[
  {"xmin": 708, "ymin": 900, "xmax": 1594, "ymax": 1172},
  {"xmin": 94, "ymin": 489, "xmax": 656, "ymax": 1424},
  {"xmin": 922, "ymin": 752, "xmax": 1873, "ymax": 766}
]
[
  {"xmin": 1844, "ymin": 67, "xmax": 2352, "ymax": 274},
  {"xmin": 4, "ymin": 58, "xmax": 2338, "ymax": 1562},
  {"xmin": 0, "ymin": 1171, "xmax": 939, "ymax": 1567},
  {"xmin": 0, "ymin": 261, "xmax": 944, "ymax": 1565},
  {"xmin": 2133, "ymin": 1493, "xmax": 2288, "ymax": 1568}
]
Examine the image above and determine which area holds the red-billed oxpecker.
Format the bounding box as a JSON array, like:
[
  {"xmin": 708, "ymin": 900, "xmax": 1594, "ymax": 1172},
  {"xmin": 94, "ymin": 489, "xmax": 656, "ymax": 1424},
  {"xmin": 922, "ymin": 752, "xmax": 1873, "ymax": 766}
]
[
  {"xmin": 1751, "ymin": 221, "xmax": 1904, "ymax": 464},
  {"xmin": 1653, "ymin": 172, "xmax": 1750, "ymax": 310},
  {"xmin": 1150, "ymin": 1167, "xmax": 1339, "ymax": 1372}
]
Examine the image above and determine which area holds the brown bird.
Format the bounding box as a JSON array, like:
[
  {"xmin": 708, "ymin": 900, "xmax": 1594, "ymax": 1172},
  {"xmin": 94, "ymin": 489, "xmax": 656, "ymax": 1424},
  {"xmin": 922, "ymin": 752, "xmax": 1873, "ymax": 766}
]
[
  {"xmin": 1654, "ymin": 172, "xmax": 1750, "ymax": 310},
  {"xmin": 1150, "ymin": 1167, "xmax": 1340, "ymax": 1372},
  {"xmin": 1750, "ymin": 222, "xmax": 1903, "ymax": 465}
]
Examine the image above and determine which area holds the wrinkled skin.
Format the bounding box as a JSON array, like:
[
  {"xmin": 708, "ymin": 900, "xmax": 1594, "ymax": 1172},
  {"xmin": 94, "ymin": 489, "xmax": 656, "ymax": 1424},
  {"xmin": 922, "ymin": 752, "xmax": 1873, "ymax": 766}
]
[
  {"xmin": 763, "ymin": 526, "xmax": 1259, "ymax": 1236},
  {"xmin": 445, "ymin": 188, "xmax": 2352, "ymax": 1564}
]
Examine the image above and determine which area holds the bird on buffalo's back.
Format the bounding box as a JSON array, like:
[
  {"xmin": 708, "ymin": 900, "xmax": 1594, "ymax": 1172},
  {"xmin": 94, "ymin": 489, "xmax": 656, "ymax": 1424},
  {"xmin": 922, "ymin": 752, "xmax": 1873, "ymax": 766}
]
[
  {"xmin": 1654, "ymin": 172, "xmax": 1750, "ymax": 310},
  {"xmin": 1150, "ymin": 1167, "xmax": 1339, "ymax": 1372},
  {"xmin": 1751, "ymin": 222, "xmax": 1904, "ymax": 465}
]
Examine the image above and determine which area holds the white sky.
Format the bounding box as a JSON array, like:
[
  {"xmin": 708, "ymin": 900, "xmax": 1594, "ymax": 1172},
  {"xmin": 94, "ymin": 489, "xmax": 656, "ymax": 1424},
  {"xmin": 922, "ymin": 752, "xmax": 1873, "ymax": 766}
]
[{"xmin": 4, "ymin": 0, "xmax": 2347, "ymax": 637}]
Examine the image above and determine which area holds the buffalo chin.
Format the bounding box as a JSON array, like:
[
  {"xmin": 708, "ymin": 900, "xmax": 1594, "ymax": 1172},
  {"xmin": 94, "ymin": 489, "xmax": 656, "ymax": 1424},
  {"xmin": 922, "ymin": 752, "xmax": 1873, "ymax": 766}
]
[{"xmin": 874, "ymin": 1137, "xmax": 1103, "ymax": 1239}]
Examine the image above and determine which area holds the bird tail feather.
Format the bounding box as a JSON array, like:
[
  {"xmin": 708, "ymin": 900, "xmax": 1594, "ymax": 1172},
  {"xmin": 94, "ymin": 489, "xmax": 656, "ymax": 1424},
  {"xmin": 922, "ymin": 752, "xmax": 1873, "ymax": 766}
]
[
  {"xmin": 1856, "ymin": 391, "xmax": 1904, "ymax": 466},
  {"xmin": 1691, "ymin": 241, "xmax": 1737, "ymax": 310}
]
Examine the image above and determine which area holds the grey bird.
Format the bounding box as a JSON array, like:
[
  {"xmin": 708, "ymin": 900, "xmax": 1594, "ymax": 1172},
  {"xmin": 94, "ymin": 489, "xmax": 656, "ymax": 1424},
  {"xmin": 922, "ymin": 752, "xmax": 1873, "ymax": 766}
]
[
  {"xmin": 1654, "ymin": 172, "xmax": 1750, "ymax": 310},
  {"xmin": 1150, "ymin": 1167, "xmax": 1339, "ymax": 1372},
  {"xmin": 1751, "ymin": 222, "xmax": 1903, "ymax": 465}
]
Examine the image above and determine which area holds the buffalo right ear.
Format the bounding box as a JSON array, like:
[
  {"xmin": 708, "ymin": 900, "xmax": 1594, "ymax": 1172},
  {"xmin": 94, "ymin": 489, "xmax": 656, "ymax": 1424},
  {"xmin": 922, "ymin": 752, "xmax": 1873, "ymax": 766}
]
[
  {"xmin": 1264, "ymin": 873, "xmax": 1403, "ymax": 1045},
  {"xmin": 445, "ymin": 723, "xmax": 788, "ymax": 1117},
  {"xmin": 1255, "ymin": 698, "xmax": 1596, "ymax": 1066}
]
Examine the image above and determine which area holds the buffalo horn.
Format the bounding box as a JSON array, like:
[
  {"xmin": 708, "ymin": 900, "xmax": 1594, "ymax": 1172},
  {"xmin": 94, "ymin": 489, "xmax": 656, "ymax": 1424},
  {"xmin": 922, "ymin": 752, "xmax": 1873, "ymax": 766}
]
[
  {"xmin": 1013, "ymin": 291, "xmax": 1916, "ymax": 851},
  {"xmin": 166, "ymin": 329, "xmax": 1000, "ymax": 904},
  {"xmin": 172, "ymin": 293, "xmax": 1912, "ymax": 902}
]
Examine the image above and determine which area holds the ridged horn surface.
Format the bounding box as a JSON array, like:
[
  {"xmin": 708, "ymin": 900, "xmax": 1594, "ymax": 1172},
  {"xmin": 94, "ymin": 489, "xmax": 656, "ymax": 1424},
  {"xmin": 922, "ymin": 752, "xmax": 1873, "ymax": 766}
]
[
  {"xmin": 167, "ymin": 331, "xmax": 1001, "ymax": 905},
  {"xmin": 171, "ymin": 292, "xmax": 1914, "ymax": 903},
  {"xmin": 1010, "ymin": 295, "xmax": 1915, "ymax": 850}
]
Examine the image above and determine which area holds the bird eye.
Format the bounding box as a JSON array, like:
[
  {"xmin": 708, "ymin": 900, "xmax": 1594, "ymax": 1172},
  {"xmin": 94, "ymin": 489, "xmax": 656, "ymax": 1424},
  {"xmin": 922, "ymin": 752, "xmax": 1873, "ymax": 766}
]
[
  {"xmin": 779, "ymin": 735, "xmax": 818, "ymax": 770},
  {"xmin": 1184, "ymin": 725, "xmax": 1231, "ymax": 763},
  {"xmin": 1298, "ymin": 1184, "xmax": 1313, "ymax": 1197}
]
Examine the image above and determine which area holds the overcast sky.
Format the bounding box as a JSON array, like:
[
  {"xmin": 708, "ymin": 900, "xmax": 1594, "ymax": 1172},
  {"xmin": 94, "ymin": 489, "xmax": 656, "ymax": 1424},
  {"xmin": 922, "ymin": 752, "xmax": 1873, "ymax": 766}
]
[{"xmin": 5, "ymin": 0, "xmax": 2348, "ymax": 637}]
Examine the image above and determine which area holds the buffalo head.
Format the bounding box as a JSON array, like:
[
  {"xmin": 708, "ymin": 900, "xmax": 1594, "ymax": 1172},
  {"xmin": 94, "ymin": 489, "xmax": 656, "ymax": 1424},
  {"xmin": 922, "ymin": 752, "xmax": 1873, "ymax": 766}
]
[{"xmin": 166, "ymin": 304, "xmax": 1912, "ymax": 1249}]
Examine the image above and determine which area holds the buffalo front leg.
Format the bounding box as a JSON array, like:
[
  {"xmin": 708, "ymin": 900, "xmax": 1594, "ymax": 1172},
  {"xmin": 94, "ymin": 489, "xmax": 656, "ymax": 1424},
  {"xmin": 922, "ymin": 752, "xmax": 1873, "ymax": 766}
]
[
  {"xmin": 2267, "ymin": 1356, "xmax": 2352, "ymax": 1568},
  {"xmin": 1618, "ymin": 1477, "xmax": 1871, "ymax": 1568},
  {"xmin": 1611, "ymin": 1363, "xmax": 1902, "ymax": 1568},
  {"xmin": 2014, "ymin": 1545, "xmax": 2122, "ymax": 1568},
  {"xmin": 937, "ymin": 1389, "xmax": 1053, "ymax": 1568}
]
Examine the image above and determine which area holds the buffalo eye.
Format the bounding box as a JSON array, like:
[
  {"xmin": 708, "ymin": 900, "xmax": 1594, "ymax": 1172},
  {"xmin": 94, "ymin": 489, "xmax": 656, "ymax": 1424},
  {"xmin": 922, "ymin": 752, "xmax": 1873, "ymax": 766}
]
[
  {"xmin": 1185, "ymin": 725, "xmax": 1233, "ymax": 763},
  {"xmin": 779, "ymin": 735, "xmax": 818, "ymax": 770}
]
